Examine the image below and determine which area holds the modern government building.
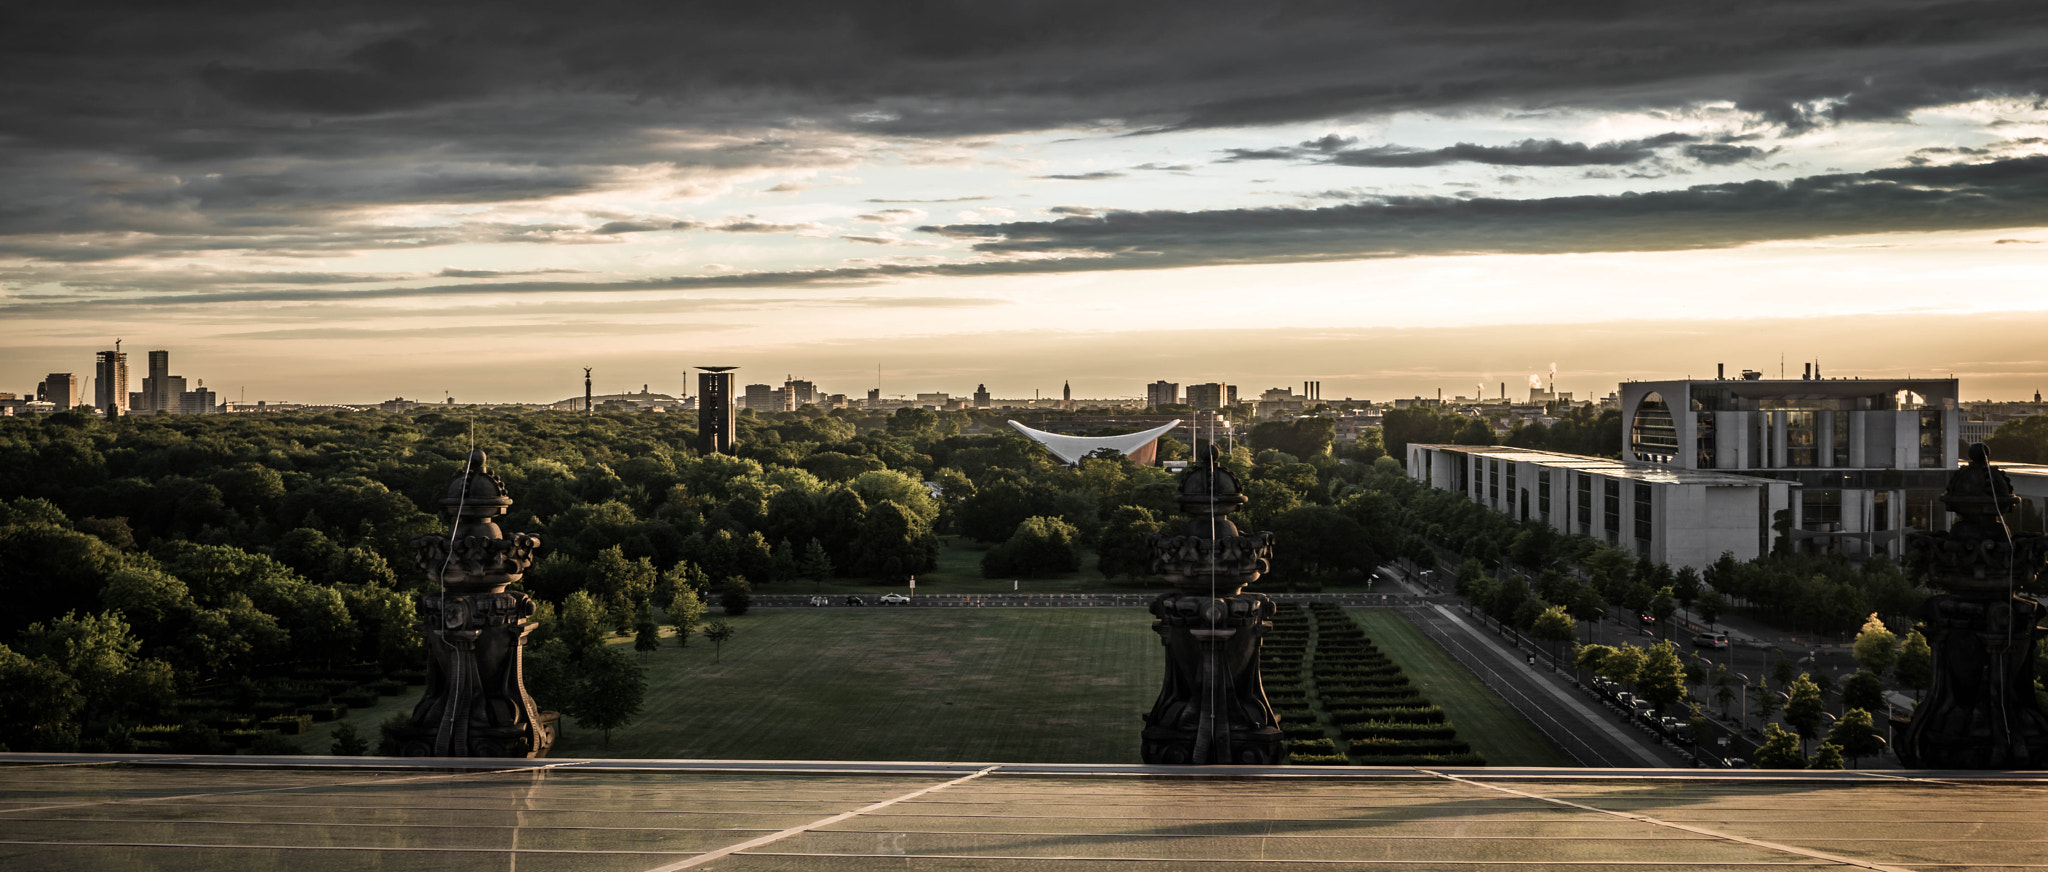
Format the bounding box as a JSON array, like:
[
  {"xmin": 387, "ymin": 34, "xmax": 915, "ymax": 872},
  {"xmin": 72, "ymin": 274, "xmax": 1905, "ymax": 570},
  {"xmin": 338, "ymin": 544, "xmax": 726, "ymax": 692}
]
[{"xmin": 1408, "ymin": 374, "xmax": 1968, "ymax": 569}]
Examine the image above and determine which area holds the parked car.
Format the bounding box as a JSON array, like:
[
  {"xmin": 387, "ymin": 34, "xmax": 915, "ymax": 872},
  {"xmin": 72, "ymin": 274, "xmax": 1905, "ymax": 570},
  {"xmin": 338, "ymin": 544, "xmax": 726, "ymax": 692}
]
[
  {"xmin": 809, "ymin": 596, "xmax": 830, "ymax": 607},
  {"xmin": 844, "ymin": 596, "xmax": 866, "ymax": 606},
  {"xmin": 1692, "ymin": 632, "xmax": 1730, "ymax": 649},
  {"xmin": 880, "ymin": 593, "xmax": 911, "ymax": 604}
]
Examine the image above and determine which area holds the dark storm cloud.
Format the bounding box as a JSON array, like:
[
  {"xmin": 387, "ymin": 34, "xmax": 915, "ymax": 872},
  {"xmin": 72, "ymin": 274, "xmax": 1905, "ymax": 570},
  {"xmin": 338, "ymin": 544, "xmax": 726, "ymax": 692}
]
[
  {"xmin": 1683, "ymin": 143, "xmax": 1774, "ymax": 166},
  {"xmin": 925, "ymin": 156, "xmax": 2048, "ymax": 261},
  {"xmin": 5, "ymin": 1, "xmax": 2048, "ymax": 261},
  {"xmin": 1226, "ymin": 133, "xmax": 1708, "ymax": 167},
  {"xmin": 14, "ymin": 156, "xmax": 2046, "ymax": 312}
]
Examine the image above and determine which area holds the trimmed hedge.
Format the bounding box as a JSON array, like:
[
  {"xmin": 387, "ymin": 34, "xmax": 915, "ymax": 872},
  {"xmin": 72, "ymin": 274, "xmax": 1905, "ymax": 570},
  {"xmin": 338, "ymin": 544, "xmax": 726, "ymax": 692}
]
[
  {"xmin": 301, "ymin": 704, "xmax": 346, "ymax": 722},
  {"xmin": 1336, "ymin": 721, "xmax": 1461, "ymax": 741},
  {"xmin": 1346, "ymin": 753, "xmax": 1487, "ymax": 767},
  {"xmin": 1290, "ymin": 752, "xmax": 1349, "ymax": 766},
  {"xmin": 1347, "ymin": 737, "xmax": 1472, "ymax": 755},
  {"xmin": 1287, "ymin": 737, "xmax": 1338, "ymax": 755},
  {"xmin": 1323, "ymin": 705, "xmax": 1445, "ymax": 724},
  {"xmin": 263, "ymin": 714, "xmax": 313, "ymax": 735}
]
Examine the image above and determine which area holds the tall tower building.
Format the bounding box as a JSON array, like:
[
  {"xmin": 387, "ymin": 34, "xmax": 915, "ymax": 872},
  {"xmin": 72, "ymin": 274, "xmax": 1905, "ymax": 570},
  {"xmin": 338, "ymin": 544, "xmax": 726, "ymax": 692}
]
[
  {"xmin": 41, "ymin": 373, "xmax": 79, "ymax": 410},
  {"xmin": 973, "ymin": 384, "xmax": 991, "ymax": 408},
  {"xmin": 1062, "ymin": 380, "xmax": 1073, "ymax": 411},
  {"xmin": 1146, "ymin": 380, "xmax": 1179, "ymax": 410},
  {"xmin": 143, "ymin": 350, "xmax": 172, "ymax": 413},
  {"xmin": 94, "ymin": 342, "xmax": 129, "ymax": 416},
  {"xmin": 696, "ymin": 366, "xmax": 737, "ymax": 454}
]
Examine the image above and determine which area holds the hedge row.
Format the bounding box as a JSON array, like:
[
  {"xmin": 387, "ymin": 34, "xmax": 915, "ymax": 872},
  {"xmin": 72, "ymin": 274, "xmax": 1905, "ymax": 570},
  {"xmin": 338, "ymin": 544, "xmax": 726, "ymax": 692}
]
[
  {"xmin": 1324, "ymin": 705, "xmax": 1446, "ymax": 724},
  {"xmin": 1345, "ymin": 753, "xmax": 1486, "ymax": 767},
  {"xmin": 1291, "ymin": 752, "xmax": 1349, "ymax": 766},
  {"xmin": 1347, "ymin": 737, "xmax": 1472, "ymax": 755},
  {"xmin": 1335, "ymin": 721, "xmax": 1461, "ymax": 741}
]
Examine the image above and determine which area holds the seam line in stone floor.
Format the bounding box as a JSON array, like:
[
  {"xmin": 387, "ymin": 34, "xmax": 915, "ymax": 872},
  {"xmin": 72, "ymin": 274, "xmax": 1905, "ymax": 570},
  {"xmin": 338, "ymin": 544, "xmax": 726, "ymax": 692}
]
[
  {"xmin": 1422, "ymin": 771, "xmax": 1921, "ymax": 872},
  {"xmin": 0, "ymin": 760, "xmax": 591, "ymax": 816},
  {"xmin": 639, "ymin": 764, "xmax": 1000, "ymax": 871},
  {"xmin": 0, "ymin": 839, "xmax": 691, "ymax": 856},
  {"xmin": 732, "ymin": 852, "xmax": 1848, "ymax": 866}
]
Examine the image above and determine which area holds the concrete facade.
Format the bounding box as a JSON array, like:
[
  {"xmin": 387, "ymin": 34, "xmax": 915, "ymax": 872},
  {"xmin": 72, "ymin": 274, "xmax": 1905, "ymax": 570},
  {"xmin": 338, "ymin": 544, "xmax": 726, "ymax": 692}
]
[
  {"xmin": 1619, "ymin": 376, "xmax": 1960, "ymax": 558},
  {"xmin": 1407, "ymin": 444, "xmax": 1794, "ymax": 570}
]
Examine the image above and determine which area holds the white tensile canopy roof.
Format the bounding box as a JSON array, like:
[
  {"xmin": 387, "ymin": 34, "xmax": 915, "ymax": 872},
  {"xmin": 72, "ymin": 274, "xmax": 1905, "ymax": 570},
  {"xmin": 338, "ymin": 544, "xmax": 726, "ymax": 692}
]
[{"xmin": 1006, "ymin": 419, "xmax": 1182, "ymax": 466}]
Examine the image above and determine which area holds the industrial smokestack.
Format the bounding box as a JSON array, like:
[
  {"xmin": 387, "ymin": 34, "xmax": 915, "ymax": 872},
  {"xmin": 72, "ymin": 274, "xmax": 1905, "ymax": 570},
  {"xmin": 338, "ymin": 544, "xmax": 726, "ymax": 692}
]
[
  {"xmin": 1803, "ymin": 362, "xmax": 1811, "ymax": 380},
  {"xmin": 1718, "ymin": 363, "xmax": 1725, "ymax": 380}
]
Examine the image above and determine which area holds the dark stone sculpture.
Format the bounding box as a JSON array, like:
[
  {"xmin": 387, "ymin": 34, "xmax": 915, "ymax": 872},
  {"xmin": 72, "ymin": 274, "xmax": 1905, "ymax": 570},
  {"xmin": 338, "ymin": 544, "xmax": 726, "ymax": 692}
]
[
  {"xmin": 1141, "ymin": 444, "xmax": 1283, "ymax": 765},
  {"xmin": 389, "ymin": 449, "xmax": 557, "ymax": 758},
  {"xmin": 1897, "ymin": 443, "xmax": 2048, "ymax": 769}
]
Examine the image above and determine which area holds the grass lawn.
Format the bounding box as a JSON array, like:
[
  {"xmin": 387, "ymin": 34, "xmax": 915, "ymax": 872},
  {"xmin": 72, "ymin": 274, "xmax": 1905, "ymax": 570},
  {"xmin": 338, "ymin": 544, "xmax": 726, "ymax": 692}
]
[
  {"xmin": 553, "ymin": 607, "xmax": 1161, "ymax": 763},
  {"xmin": 779, "ymin": 537, "xmax": 1384, "ymax": 596},
  {"xmin": 1347, "ymin": 609, "xmax": 1576, "ymax": 767},
  {"xmin": 285, "ymin": 686, "xmax": 423, "ymax": 755}
]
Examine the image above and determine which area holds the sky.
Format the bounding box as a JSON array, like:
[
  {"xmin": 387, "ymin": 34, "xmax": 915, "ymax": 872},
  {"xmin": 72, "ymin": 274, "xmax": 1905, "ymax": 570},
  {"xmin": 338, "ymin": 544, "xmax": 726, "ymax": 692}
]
[{"xmin": 5, "ymin": 1, "xmax": 2048, "ymax": 405}]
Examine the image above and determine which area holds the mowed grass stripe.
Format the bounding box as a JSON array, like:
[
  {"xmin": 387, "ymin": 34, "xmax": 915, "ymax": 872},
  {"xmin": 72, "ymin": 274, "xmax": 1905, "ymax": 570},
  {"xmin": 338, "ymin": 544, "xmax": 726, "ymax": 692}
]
[
  {"xmin": 554, "ymin": 609, "xmax": 1160, "ymax": 763},
  {"xmin": 1344, "ymin": 609, "xmax": 1575, "ymax": 767}
]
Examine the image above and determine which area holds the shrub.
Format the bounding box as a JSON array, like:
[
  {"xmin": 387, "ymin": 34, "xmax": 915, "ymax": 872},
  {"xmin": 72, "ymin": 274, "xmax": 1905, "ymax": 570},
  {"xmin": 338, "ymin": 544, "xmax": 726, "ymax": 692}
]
[
  {"xmin": 1287, "ymin": 737, "xmax": 1338, "ymax": 755},
  {"xmin": 1290, "ymin": 752, "xmax": 1349, "ymax": 766},
  {"xmin": 262, "ymin": 714, "xmax": 313, "ymax": 735},
  {"xmin": 301, "ymin": 704, "xmax": 346, "ymax": 722}
]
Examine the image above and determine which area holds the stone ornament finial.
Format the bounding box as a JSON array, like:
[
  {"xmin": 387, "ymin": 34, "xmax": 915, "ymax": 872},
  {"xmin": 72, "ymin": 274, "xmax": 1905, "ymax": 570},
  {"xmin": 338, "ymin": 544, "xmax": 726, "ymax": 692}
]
[
  {"xmin": 394, "ymin": 448, "xmax": 557, "ymax": 758},
  {"xmin": 1898, "ymin": 441, "xmax": 2048, "ymax": 768},
  {"xmin": 1140, "ymin": 442, "xmax": 1284, "ymax": 765}
]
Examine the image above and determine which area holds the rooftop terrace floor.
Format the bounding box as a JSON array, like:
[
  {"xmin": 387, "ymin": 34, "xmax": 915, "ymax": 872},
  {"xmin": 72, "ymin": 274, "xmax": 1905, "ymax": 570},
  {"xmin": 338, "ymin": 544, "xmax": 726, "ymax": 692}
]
[{"xmin": 2, "ymin": 755, "xmax": 2044, "ymax": 871}]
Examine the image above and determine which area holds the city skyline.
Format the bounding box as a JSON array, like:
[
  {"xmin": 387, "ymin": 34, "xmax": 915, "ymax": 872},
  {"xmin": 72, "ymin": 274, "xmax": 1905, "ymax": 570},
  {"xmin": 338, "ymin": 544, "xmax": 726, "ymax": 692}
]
[{"xmin": 5, "ymin": 4, "xmax": 2048, "ymax": 402}]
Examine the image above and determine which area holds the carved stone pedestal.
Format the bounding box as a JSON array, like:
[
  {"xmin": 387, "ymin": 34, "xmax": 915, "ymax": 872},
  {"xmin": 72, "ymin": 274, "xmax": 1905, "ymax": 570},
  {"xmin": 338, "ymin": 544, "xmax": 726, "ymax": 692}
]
[
  {"xmin": 390, "ymin": 450, "xmax": 556, "ymax": 758},
  {"xmin": 1141, "ymin": 445, "xmax": 1284, "ymax": 765},
  {"xmin": 1896, "ymin": 443, "xmax": 2048, "ymax": 769},
  {"xmin": 1141, "ymin": 591, "xmax": 1284, "ymax": 765},
  {"xmin": 1896, "ymin": 593, "xmax": 2047, "ymax": 768}
]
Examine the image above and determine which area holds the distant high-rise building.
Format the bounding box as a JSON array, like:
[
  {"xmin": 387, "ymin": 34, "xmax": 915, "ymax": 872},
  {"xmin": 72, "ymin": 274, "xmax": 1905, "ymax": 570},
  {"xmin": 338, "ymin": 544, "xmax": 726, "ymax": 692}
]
[
  {"xmin": 142, "ymin": 350, "xmax": 173, "ymax": 413},
  {"xmin": 865, "ymin": 387, "xmax": 881, "ymax": 410},
  {"xmin": 742, "ymin": 383, "xmax": 779, "ymax": 412},
  {"xmin": 696, "ymin": 367, "xmax": 737, "ymax": 454},
  {"xmin": 973, "ymin": 384, "xmax": 990, "ymax": 408},
  {"xmin": 1062, "ymin": 380, "xmax": 1073, "ymax": 411},
  {"xmin": 181, "ymin": 384, "xmax": 218, "ymax": 414},
  {"xmin": 1146, "ymin": 380, "xmax": 1179, "ymax": 409},
  {"xmin": 41, "ymin": 373, "xmax": 79, "ymax": 410},
  {"xmin": 785, "ymin": 378, "xmax": 819, "ymax": 407},
  {"xmin": 1186, "ymin": 382, "xmax": 1236, "ymax": 410},
  {"xmin": 94, "ymin": 342, "xmax": 128, "ymax": 416}
]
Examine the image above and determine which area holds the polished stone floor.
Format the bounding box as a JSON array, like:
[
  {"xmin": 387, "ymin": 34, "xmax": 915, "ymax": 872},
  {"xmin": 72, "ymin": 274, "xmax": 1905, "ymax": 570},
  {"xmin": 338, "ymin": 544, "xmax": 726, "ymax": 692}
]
[{"xmin": 1, "ymin": 755, "xmax": 2043, "ymax": 871}]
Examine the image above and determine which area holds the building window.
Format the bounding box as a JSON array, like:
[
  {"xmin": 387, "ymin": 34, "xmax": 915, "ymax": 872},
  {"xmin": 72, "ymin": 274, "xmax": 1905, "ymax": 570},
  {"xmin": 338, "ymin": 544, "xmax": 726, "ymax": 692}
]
[
  {"xmin": 1489, "ymin": 459, "xmax": 1499, "ymax": 504},
  {"xmin": 1423, "ymin": 451, "xmax": 1432, "ymax": 481},
  {"xmin": 1919, "ymin": 411, "xmax": 1944, "ymax": 469},
  {"xmin": 1631, "ymin": 392, "xmax": 1679, "ymax": 461},
  {"xmin": 1604, "ymin": 479, "xmax": 1621, "ymax": 544},
  {"xmin": 1539, "ymin": 473, "xmax": 1551, "ymax": 521},
  {"xmin": 1578, "ymin": 474, "xmax": 1593, "ymax": 534},
  {"xmin": 1873, "ymin": 490, "xmax": 1890, "ymax": 532},
  {"xmin": 1634, "ymin": 482, "xmax": 1653, "ymax": 551},
  {"xmin": 1802, "ymin": 489, "xmax": 1842, "ymax": 532},
  {"xmin": 1506, "ymin": 463, "xmax": 1517, "ymax": 507},
  {"xmin": 1786, "ymin": 411, "xmax": 1817, "ymax": 467},
  {"xmin": 1456, "ymin": 453, "xmax": 1470, "ymax": 495},
  {"xmin": 1696, "ymin": 411, "xmax": 1717, "ymax": 468}
]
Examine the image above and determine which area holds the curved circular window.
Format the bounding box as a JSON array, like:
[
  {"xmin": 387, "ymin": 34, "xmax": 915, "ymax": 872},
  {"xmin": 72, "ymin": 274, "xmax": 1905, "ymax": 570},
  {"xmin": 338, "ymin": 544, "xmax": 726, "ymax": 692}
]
[{"xmin": 1631, "ymin": 392, "xmax": 1678, "ymax": 461}]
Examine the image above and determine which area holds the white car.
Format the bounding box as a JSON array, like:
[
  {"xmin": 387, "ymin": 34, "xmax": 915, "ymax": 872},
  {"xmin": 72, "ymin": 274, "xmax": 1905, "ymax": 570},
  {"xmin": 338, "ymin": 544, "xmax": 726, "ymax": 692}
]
[
  {"xmin": 809, "ymin": 596, "xmax": 830, "ymax": 607},
  {"xmin": 879, "ymin": 593, "xmax": 912, "ymax": 605}
]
